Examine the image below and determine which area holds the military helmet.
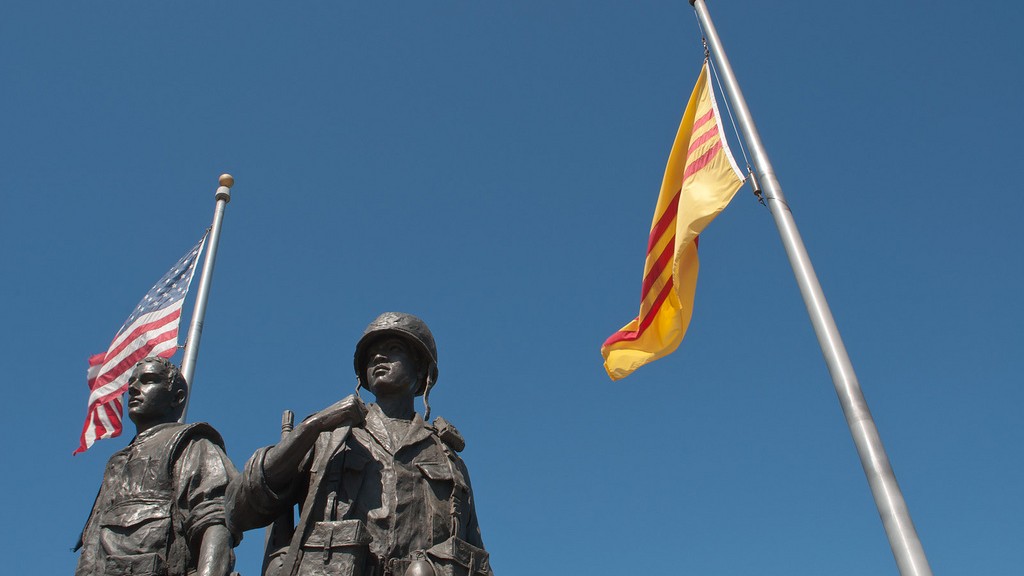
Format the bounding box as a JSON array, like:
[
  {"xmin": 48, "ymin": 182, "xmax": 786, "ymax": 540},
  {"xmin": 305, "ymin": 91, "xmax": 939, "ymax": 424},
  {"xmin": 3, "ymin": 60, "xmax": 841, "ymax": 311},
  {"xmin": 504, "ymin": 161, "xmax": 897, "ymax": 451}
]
[{"xmin": 354, "ymin": 312, "xmax": 438, "ymax": 396}]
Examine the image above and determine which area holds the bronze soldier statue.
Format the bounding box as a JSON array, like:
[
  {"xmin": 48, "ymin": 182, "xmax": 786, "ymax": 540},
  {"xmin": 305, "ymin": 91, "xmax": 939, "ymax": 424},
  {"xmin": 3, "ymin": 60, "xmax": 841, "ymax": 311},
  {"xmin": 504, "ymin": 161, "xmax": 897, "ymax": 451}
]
[
  {"xmin": 75, "ymin": 357, "xmax": 239, "ymax": 576},
  {"xmin": 228, "ymin": 312, "xmax": 492, "ymax": 576}
]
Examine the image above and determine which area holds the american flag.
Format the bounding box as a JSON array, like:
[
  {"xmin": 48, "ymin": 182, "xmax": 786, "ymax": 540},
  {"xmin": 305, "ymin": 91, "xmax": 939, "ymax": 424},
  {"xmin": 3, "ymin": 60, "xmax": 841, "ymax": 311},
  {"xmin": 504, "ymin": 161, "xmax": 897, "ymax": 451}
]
[{"xmin": 74, "ymin": 235, "xmax": 207, "ymax": 454}]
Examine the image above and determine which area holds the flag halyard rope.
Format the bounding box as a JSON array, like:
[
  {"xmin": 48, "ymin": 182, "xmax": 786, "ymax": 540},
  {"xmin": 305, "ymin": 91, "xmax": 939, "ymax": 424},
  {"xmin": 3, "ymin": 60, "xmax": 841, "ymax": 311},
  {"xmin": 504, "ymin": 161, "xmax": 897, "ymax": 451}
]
[{"xmin": 692, "ymin": 12, "xmax": 765, "ymax": 208}]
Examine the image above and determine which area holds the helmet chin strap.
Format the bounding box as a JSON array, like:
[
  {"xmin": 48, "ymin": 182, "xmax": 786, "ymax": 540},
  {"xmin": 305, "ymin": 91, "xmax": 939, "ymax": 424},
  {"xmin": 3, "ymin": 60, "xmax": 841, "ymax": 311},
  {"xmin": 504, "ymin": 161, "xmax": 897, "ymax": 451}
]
[
  {"xmin": 354, "ymin": 378, "xmax": 435, "ymax": 421},
  {"xmin": 422, "ymin": 380, "xmax": 434, "ymax": 421}
]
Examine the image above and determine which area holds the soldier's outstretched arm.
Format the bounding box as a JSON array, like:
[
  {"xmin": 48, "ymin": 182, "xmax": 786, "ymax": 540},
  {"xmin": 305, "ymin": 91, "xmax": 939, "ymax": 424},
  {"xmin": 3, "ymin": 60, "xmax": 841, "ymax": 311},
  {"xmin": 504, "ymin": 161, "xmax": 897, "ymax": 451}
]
[{"xmin": 261, "ymin": 394, "xmax": 366, "ymax": 491}]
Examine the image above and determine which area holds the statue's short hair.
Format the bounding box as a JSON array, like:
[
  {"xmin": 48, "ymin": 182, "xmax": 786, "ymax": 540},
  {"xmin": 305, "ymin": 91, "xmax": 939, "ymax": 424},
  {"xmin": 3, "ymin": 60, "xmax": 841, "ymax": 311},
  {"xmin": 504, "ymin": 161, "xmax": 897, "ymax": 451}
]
[{"xmin": 133, "ymin": 356, "xmax": 188, "ymax": 398}]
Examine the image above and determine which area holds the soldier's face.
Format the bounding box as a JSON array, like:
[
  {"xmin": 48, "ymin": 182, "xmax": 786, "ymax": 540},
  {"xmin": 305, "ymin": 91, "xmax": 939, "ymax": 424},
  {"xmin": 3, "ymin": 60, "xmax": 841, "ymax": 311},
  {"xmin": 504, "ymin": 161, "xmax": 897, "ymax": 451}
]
[
  {"xmin": 127, "ymin": 362, "xmax": 180, "ymax": 425},
  {"xmin": 365, "ymin": 337, "xmax": 422, "ymax": 399}
]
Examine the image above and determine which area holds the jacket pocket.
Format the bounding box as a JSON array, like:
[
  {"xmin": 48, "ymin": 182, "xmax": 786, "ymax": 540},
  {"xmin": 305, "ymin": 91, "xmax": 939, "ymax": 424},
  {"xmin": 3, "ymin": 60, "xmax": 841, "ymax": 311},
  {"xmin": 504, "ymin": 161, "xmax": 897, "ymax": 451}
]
[
  {"xmin": 99, "ymin": 501, "xmax": 172, "ymax": 557},
  {"xmin": 425, "ymin": 536, "xmax": 491, "ymax": 576},
  {"xmin": 416, "ymin": 462, "xmax": 470, "ymax": 537},
  {"xmin": 103, "ymin": 552, "xmax": 165, "ymax": 576},
  {"xmin": 416, "ymin": 461, "xmax": 468, "ymax": 503},
  {"xmin": 299, "ymin": 519, "xmax": 372, "ymax": 576},
  {"xmin": 101, "ymin": 500, "xmax": 171, "ymax": 530}
]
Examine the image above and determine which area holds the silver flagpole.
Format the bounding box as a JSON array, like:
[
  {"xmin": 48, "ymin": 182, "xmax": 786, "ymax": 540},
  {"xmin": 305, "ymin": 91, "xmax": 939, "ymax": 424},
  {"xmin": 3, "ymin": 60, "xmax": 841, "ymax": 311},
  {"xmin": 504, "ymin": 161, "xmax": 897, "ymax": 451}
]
[
  {"xmin": 179, "ymin": 174, "xmax": 234, "ymax": 423},
  {"xmin": 688, "ymin": 2, "xmax": 932, "ymax": 575}
]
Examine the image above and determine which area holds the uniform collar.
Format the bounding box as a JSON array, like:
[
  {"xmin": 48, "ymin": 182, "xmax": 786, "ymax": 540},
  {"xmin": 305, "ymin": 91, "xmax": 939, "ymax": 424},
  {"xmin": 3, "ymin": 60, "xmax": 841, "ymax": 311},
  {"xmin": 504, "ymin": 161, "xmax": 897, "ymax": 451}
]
[
  {"xmin": 364, "ymin": 403, "xmax": 433, "ymax": 454},
  {"xmin": 129, "ymin": 421, "xmax": 179, "ymax": 445}
]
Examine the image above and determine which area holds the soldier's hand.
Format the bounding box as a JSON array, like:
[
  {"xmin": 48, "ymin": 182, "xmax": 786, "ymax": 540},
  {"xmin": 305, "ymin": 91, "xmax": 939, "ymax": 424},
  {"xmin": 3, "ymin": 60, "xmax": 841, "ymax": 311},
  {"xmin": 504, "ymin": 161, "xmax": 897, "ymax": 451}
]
[
  {"xmin": 311, "ymin": 394, "xmax": 367, "ymax": 431},
  {"xmin": 263, "ymin": 395, "xmax": 366, "ymax": 491}
]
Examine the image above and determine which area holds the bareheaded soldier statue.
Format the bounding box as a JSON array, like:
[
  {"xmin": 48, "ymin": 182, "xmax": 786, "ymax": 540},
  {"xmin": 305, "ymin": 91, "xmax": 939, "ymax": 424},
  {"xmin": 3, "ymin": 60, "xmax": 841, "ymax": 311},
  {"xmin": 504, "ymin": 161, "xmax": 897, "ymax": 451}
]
[
  {"xmin": 75, "ymin": 357, "xmax": 239, "ymax": 576},
  {"xmin": 228, "ymin": 312, "xmax": 492, "ymax": 576}
]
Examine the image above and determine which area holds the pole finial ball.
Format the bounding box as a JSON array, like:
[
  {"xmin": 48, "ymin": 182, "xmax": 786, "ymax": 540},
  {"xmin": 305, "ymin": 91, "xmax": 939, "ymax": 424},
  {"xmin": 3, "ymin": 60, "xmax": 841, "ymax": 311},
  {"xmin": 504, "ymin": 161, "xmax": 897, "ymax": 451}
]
[{"xmin": 219, "ymin": 174, "xmax": 235, "ymax": 188}]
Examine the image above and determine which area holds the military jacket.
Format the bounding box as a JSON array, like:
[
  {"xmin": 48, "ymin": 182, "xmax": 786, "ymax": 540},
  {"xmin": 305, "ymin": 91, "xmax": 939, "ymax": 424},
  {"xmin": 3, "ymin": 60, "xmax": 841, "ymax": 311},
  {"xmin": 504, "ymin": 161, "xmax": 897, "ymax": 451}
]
[
  {"xmin": 76, "ymin": 422, "xmax": 237, "ymax": 576},
  {"xmin": 230, "ymin": 404, "xmax": 491, "ymax": 576}
]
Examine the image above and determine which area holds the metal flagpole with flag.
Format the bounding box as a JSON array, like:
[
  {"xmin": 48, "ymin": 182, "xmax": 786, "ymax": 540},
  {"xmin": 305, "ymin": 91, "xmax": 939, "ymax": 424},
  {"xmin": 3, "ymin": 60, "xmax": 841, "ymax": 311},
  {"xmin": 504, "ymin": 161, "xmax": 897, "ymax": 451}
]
[
  {"xmin": 74, "ymin": 234, "xmax": 207, "ymax": 454},
  {"xmin": 178, "ymin": 174, "xmax": 235, "ymax": 422},
  {"xmin": 601, "ymin": 59, "xmax": 744, "ymax": 380},
  {"xmin": 74, "ymin": 173, "xmax": 235, "ymax": 453},
  {"xmin": 684, "ymin": 1, "xmax": 933, "ymax": 574}
]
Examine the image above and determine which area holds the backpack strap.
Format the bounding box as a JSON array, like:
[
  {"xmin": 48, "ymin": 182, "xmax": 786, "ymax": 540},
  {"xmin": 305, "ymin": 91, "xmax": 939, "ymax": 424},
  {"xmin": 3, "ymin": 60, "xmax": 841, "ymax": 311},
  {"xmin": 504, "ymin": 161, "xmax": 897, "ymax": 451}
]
[{"xmin": 283, "ymin": 425, "xmax": 352, "ymax": 576}]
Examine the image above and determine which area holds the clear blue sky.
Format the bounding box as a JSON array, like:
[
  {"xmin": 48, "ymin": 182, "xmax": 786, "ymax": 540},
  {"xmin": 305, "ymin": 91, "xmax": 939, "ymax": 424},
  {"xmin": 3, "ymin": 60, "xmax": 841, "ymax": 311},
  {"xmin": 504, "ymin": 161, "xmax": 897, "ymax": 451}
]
[{"xmin": 2, "ymin": 2, "xmax": 1021, "ymax": 574}]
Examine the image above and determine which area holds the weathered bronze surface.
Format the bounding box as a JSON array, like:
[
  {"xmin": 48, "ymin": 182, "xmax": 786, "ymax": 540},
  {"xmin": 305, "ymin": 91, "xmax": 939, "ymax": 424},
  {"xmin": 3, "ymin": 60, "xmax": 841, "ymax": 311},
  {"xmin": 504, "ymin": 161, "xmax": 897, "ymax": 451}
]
[
  {"xmin": 75, "ymin": 357, "xmax": 239, "ymax": 576},
  {"xmin": 228, "ymin": 312, "xmax": 493, "ymax": 576}
]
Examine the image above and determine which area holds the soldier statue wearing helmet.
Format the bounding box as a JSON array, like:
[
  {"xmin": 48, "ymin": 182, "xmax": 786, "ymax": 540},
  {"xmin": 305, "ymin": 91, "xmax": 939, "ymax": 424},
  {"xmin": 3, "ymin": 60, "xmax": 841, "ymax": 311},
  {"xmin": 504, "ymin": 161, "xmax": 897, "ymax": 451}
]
[
  {"xmin": 354, "ymin": 312, "xmax": 439, "ymax": 417},
  {"xmin": 228, "ymin": 312, "xmax": 493, "ymax": 576}
]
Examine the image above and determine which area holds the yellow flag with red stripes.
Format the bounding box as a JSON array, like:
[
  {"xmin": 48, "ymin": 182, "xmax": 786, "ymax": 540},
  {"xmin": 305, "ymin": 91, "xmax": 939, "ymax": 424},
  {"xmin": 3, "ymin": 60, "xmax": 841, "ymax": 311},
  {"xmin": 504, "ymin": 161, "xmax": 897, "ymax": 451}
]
[{"xmin": 601, "ymin": 61, "xmax": 744, "ymax": 380}]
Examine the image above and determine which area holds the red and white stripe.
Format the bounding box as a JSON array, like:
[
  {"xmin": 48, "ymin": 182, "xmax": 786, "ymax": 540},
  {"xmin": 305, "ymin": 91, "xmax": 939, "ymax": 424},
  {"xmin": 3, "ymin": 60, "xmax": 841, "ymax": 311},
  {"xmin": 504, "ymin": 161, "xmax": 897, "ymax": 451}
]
[
  {"xmin": 74, "ymin": 302, "xmax": 185, "ymax": 454},
  {"xmin": 77, "ymin": 354, "xmax": 123, "ymax": 451}
]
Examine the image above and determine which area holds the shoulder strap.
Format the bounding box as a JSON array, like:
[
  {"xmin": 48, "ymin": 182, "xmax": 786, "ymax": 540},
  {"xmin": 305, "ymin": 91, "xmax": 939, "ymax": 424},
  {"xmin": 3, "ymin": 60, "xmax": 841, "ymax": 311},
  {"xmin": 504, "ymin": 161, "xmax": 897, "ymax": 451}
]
[{"xmin": 284, "ymin": 425, "xmax": 352, "ymax": 576}]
